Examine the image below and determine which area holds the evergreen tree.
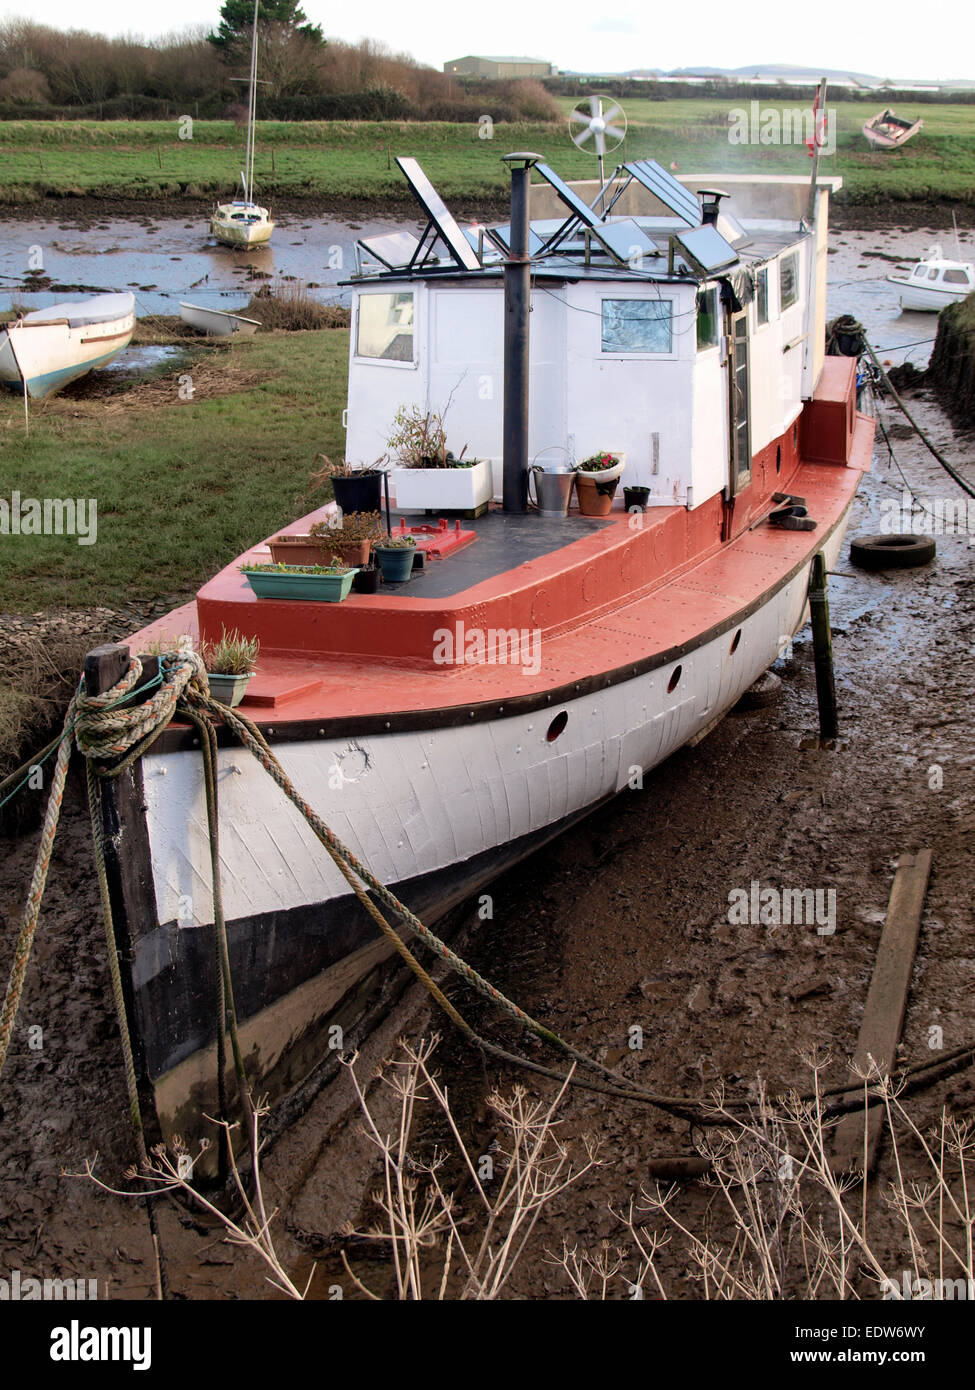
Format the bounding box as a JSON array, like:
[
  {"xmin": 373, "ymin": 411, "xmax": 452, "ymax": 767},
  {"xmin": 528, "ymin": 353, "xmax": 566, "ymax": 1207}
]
[{"xmin": 208, "ymin": 0, "xmax": 324, "ymax": 51}]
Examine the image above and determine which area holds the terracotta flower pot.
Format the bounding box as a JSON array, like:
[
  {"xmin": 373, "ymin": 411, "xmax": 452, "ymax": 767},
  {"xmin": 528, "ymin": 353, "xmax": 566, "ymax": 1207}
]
[
  {"xmin": 575, "ymin": 475, "xmax": 618, "ymax": 517},
  {"xmin": 325, "ymin": 538, "xmax": 373, "ymax": 566},
  {"xmin": 268, "ymin": 535, "xmax": 326, "ymax": 565}
]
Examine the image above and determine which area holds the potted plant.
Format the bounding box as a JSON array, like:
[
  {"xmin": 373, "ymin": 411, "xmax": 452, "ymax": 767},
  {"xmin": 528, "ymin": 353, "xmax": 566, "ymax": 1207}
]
[
  {"xmin": 371, "ymin": 532, "xmax": 417, "ymax": 583},
  {"xmin": 575, "ymin": 452, "xmax": 625, "ymax": 517},
  {"xmin": 268, "ymin": 533, "xmax": 327, "ymax": 565},
  {"xmin": 309, "ymin": 509, "xmax": 385, "ymax": 567},
  {"xmin": 309, "ymin": 454, "xmax": 384, "ymax": 514},
  {"xmin": 576, "ymin": 451, "xmax": 626, "ymax": 482},
  {"xmin": 240, "ymin": 559, "xmax": 359, "ymax": 602},
  {"xmin": 387, "ymin": 405, "xmax": 492, "ymax": 514},
  {"xmin": 200, "ymin": 628, "xmax": 260, "ymax": 706},
  {"xmin": 623, "ymin": 485, "xmax": 650, "ymax": 513},
  {"xmin": 352, "ymin": 564, "xmax": 381, "ymax": 594}
]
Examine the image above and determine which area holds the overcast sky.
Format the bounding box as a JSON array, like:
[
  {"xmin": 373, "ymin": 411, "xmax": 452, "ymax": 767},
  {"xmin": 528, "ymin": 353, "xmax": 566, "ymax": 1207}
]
[{"xmin": 6, "ymin": 0, "xmax": 972, "ymax": 81}]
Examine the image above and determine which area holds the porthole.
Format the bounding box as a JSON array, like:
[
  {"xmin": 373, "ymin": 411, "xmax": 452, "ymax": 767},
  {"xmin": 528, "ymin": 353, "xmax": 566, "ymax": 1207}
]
[
  {"xmin": 546, "ymin": 711, "xmax": 568, "ymax": 742},
  {"xmin": 730, "ymin": 629, "xmax": 742, "ymax": 654},
  {"xmin": 667, "ymin": 665, "xmax": 682, "ymax": 693}
]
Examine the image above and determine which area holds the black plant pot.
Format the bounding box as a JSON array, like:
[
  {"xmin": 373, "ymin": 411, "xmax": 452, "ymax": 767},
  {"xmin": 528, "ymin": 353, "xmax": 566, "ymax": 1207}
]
[
  {"xmin": 333, "ymin": 472, "xmax": 382, "ymax": 514},
  {"xmin": 352, "ymin": 566, "xmax": 381, "ymax": 593},
  {"xmin": 624, "ymin": 486, "xmax": 651, "ymax": 512}
]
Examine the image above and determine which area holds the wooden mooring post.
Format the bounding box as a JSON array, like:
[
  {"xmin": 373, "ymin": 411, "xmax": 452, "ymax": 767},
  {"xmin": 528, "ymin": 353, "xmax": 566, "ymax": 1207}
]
[
  {"xmin": 832, "ymin": 849, "xmax": 933, "ymax": 1175},
  {"xmin": 808, "ymin": 551, "xmax": 838, "ymax": 742}
]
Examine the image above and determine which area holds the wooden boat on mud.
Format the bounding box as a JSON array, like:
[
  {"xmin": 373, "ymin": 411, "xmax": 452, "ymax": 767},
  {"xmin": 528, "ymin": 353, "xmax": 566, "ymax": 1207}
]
[
  {"xmin": 862, "ymin": 109, "xmax": 923, "ymax": 149},
  {"xmin": 179, "ymin": 302, "xmax": 261, "ymax": 336},
  {"xmin": 0, "ymin": 293, "xmax": 135, "ymax": 400},
  {"xmin": 88, "ymin": 152, "xmax": 874, "ymax": 1150}
]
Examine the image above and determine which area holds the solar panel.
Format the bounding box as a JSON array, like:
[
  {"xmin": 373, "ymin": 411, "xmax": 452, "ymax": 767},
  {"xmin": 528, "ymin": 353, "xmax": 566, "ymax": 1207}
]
[
  {"xmin": 532, "ymin": 162, "xmax": 601, "ymax": 228},
  {"xmin": 671, "ymin": 223, "xmax": 739, "ymax": 276},
  {"xmin": 624, "ymin": 160, "xmax": 701, "ymax": 228},
  {"xmin": 588, "ymin": 218, "xmax": 660, "ymax": 266},
  {"xmin": 395, "ymin": 156, "xmax": 481, "ymax": 271},
  {"xmin": 357, "ymin": 230, "xmax": 422, "ymax": 270},
  {"xmin": 483, "ymin": 223, "xmax": 546, "ymax": 257}
]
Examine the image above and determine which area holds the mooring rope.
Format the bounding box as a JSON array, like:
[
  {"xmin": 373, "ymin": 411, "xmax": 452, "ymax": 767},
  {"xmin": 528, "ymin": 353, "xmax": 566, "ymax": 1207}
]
[{"xmin": 5, "ymin": 647, "xmax": 975, "ymax": 1199}]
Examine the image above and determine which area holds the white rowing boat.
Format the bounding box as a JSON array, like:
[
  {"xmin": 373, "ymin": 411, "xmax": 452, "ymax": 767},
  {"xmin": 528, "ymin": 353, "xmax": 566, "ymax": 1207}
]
[
  {"xmin": 0, "ymin": 292, "xmax": 136, "ymax": 399},
  {"xmin": 179, "ymin": 302, "xmax": 261, "ymax": 336}
]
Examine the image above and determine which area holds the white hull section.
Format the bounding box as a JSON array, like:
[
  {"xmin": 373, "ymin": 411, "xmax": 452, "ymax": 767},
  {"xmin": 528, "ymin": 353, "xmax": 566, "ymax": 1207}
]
[
  {"xmin": 143, "ymin": 520, "xmax": 848, "ymax": 931},
  {"xmin": 889, "ymin": 279, "xmax": 970, "ymax": 312},
  {"xmin": 211, "ymin": 203, "xmax": 274, "ymax": 249},
  {"xmin": 0, "ymin": 294, "xmax": 135, "ymax": 399},
  {"xmin": 179, "ymin": 302, "xmax": 261, "ymax": 336}
]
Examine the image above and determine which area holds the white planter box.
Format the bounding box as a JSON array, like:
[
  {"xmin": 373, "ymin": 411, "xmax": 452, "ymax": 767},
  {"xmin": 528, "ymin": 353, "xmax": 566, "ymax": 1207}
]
[{"xmin": 392, "ymin": 458, "xmax": 493, "ymax": 512}]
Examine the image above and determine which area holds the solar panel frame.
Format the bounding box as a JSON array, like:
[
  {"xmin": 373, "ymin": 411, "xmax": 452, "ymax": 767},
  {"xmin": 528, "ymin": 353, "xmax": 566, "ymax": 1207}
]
[
  {"xmin": 484, "ymin": 223, "xmax": 546, "ymax": 257},
  {"xmin": 532, "ymin": 162, "xmax": 602, "ymax": 228},
  {"xmin": 394, "ymin": 156, "xmax": 481, "ymax": 271},
  {"xmin": 587, "ymin": 218, "xmax": 661, "ymax": 267},
  {"xmin": 624, "ymin": 160, "xmax": 702, "ymax": 228},
  {"xmin": 671, "ymin": 223, "xmax": 740, "ymax": 276},
  {"xmin": 357, "ymin": 230, "xmax": 423, "ymax": 270}
]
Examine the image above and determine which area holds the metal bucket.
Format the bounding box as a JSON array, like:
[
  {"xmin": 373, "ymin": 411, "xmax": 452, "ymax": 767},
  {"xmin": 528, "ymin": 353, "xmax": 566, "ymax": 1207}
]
[{"xmin": 529, "ymin": 464, "xmax": 574, "ymax": 518}]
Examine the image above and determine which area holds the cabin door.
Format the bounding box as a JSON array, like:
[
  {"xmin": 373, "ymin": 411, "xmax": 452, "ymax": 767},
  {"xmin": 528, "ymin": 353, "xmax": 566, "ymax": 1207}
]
[{"xmin": 727, "ymin": 309, "xmax": 751, "ymax": 493}]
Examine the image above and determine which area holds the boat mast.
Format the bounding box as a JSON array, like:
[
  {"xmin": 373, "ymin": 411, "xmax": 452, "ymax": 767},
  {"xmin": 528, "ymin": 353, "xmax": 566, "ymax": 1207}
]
[{"xmin": 243, "ymin": 0, "xmax": 259, "ymax": 202}]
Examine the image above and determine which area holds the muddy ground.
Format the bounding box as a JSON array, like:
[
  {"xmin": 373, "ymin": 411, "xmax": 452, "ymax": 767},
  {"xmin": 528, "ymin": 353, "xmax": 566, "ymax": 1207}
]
[
  {"xmin": 1, "ymin": 383, "xmax": 973, "ymax": 1300},
  {"xmin": 0, "ymin": 192, "xmax": 967, "ymax": 233}
]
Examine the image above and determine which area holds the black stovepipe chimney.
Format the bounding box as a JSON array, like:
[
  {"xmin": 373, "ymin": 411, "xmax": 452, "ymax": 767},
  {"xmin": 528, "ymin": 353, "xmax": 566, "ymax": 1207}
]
[{"xmin": 501, "ymin": 152, "xmax": 541, "ymax": 513}]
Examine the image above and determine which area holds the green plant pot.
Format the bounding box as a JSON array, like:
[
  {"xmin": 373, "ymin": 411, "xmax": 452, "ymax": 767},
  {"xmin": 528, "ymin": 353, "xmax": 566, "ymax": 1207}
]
[
  {"xmin": 242, "ymin": 567, "xmax": 358, "ymax": 601},
  {"xmin": 207, "ymin": 671, "xmax": 253, "ymax": 707},
  {"xmin": 373, "ymin": 547, "xmax": 415, "ymax": 583}
]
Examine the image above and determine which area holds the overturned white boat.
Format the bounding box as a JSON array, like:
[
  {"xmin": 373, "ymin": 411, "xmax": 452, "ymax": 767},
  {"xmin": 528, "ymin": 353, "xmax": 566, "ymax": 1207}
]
[
  {"xmin": 0, "ymin": 292, "xmax": 136, "ymax": 400},
  {"xmin": 179, "ymin": 302, "xmax": 261, "ymax": 336},
  {"xmin": 887, "ymin": 245, "xmax": 975, "ymax": 312}
]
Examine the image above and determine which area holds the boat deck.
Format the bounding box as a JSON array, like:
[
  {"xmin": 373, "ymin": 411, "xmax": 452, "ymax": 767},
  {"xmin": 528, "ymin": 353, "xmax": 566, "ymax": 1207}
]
[{"xmin": 134, "ymin": 409, "xmax": 873, "ymax": 743}]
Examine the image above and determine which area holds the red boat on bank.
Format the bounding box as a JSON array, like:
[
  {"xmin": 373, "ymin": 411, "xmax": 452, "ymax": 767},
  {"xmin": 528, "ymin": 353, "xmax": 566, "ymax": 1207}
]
[{"xmin": 90, "ymin": 152, "xmax": 873, "ymax": 1145}]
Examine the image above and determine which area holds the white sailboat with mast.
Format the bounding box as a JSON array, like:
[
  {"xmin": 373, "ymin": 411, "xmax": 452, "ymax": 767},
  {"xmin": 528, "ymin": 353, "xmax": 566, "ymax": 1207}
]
[{"xmin": 210, "ymin": 0, "xmax": 274, "ymax": 249}]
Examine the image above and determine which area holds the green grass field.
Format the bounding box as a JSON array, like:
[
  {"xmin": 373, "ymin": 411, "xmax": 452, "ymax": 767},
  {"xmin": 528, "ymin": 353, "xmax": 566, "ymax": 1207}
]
[
  {"xmin": 0, "ymin": 328, "xmax": 349, "ymax": 612},
  {"xmin": 1, "ymin": 98, "xmax": 974, "ymax": 205}
]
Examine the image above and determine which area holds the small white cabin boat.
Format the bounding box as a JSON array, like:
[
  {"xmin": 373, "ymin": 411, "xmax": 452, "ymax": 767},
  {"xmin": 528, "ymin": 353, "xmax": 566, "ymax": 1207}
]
[
  {"xmin": 179, "ymin": 302, "xmax": 261, "ymax": 336},
  {"xmin": 210, "ymin": 201, "xmax": 274, "ymax": 250},
  {"xmin": 887, "ymin": 245, "xmax": 975, "ymax": 312},
  {"xmin": 0, "ymin": 292, "xmax": 136, "ymax": 399},
  {"xmin": 210, "ymin": 0, "xmax": 273, "ymax": 249}
]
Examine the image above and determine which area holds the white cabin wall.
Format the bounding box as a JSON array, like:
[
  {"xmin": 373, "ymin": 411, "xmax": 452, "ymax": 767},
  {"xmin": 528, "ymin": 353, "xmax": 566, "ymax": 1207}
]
[
  {"xmin": 347, "ymin": 282, "xmax": 566, "ymax": 500},
  {"xmin": 345, "ymin": 283, "xmax": 427, "ymax": 466},
  {"xmin": 690, "ymin": 339, "xmax": 726, "ymax": 509},
  {"xmin": 564, "ymin": 281, "xmax": 695, "ymax": 505},
  {"xmin": 428, "ymin": 286, "xmax": 503, "ymax": 476}
]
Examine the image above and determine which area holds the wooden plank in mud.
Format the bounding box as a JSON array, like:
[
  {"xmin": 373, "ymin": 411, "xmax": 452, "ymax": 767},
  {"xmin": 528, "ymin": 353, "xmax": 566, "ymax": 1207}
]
[{"xmin": 831, "ymin": 849, "xmax": 933, "ymax": 1175}]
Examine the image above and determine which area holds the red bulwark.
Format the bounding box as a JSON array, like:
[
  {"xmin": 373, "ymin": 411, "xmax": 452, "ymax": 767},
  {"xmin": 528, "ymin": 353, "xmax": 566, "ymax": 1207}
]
[
  {"xmin": 801, "ymin": 355, "xmax": 857, "ymax": 465},
  {"xmin": 130, "ymin": 401, "xmax": 875, "ymax": 727}
]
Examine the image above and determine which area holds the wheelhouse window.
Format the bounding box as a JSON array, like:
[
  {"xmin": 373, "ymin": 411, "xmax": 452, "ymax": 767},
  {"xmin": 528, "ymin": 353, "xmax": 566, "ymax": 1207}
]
[
  {"xmin": 944, "ymin": 268, "xmax": 971, "ymax": 284},
  {"xmin": 696, "ymin": 288, "xmax": 719, "ymax": 350},
  {"xmin": 356, "ymin": 291, "xmax": 415, "ymax": 362},
  {"xmin": 779, "ymin": 252, "xmax": 800, "ymax": 311},
  {"xmin": 755, "ymin": 267, "xmax": 769, "ymax": 326},
  {"xmin": 601, "ymin": 298, "xmax": 673, "ymax": 354}
]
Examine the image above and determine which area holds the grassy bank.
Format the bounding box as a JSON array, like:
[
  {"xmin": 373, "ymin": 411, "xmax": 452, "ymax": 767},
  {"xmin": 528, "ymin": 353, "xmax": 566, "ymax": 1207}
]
[
  {"xmin": 2, "ymin": 100, "xmax": 975, "ymax": 206},
  {"xmin": 0, "ymin": 327, "xmax": 349, "ymax": 612}
]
